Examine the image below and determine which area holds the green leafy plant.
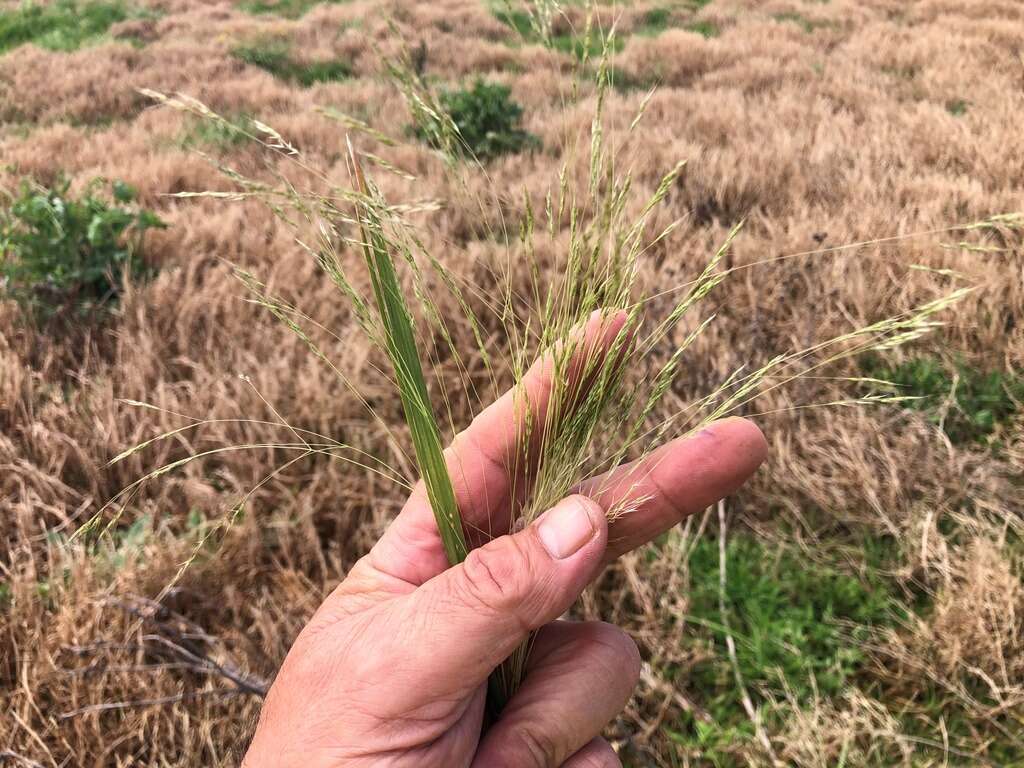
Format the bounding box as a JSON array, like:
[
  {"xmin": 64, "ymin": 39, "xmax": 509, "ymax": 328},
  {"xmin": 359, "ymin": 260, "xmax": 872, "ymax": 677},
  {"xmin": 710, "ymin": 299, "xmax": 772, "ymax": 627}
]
[
  {"xmin": 495, "ymin": 0, "xmax": 558, "ymax": 45},
  {"xmin": 414, "ymin": 79, "xmax": 538, "ymax": 160},
  {"xmin": 0, "ymin": 0, "xmax": 135, "ymax": 54},
  {"xmin": 233, "ymin": 41, "xmax": 352, "ymax": 87},
  {"xmin": 0, "ymin": 178, "xmax": 166, "ymax": 318},
  {"xmin": 635, "ymin": 7, "xmax": 673, "ymax": 36},
  {"xmin": 865, "ymin": 355, "xmax": 1023, "ymax": 444}
]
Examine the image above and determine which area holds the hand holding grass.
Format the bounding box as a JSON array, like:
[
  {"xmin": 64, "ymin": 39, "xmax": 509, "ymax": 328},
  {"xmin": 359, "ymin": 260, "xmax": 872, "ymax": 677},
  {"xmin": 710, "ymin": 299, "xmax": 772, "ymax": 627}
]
[{"xmin": 242, "ymin": 319, "xmax": 767, "ymax": 768}]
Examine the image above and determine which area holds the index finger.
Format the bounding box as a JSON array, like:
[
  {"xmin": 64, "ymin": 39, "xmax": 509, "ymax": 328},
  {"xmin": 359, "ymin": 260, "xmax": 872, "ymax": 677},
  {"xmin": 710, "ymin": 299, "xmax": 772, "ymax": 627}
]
[
  {"xmin": 580, "ymin": 416, "xmax": 768, "ymax": 562},
  {"xmin": 369, "ymin": 309, "xmax": 629, "ymax": 586}
]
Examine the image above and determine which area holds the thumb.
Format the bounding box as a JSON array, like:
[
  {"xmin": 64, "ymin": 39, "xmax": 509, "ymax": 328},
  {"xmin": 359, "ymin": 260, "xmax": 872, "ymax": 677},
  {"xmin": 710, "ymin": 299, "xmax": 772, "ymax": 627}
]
[{"xmin": 387, "ymin": 494, "xmax": 608, "ymax": 696}]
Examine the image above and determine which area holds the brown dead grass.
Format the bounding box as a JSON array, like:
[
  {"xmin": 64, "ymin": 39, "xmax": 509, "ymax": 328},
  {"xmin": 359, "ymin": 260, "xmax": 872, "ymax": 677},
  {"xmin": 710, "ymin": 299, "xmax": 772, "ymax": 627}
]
[{"xmin": 1, "ymin": 0, "xmax": 1022, "ymax": 765}]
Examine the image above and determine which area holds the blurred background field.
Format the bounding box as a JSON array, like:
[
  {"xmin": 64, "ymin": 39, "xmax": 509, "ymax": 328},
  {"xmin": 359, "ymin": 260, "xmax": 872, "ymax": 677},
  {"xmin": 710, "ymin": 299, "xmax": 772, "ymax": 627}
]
[{"xmin": 1, "ymin": 0, "xmax": 1022, "ymax": 765}]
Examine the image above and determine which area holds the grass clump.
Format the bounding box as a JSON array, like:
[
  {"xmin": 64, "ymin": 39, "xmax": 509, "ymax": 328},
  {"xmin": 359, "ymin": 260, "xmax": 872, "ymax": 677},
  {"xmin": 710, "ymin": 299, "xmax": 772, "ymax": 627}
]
[
  {"xmin": 233, "ymin": 41, "xmax": 352, "ymax": 86},
  {"xmin": 0, "ymin": 0, "xmax": 134, "ymax": 54},
  {"xmin": 414, "ymin": 79, "xmax": 538, "ymax": 160},
  {"xmin": 238, "ymin": 0, "xmax": 346, "ymax": 18},
  {"xmin": 0, "ymin": 177, "xmax": 165, "ymax": 319},
  {"xmin": 866, "ymin": 355, "xmax": 1024, "ymax": 444}
]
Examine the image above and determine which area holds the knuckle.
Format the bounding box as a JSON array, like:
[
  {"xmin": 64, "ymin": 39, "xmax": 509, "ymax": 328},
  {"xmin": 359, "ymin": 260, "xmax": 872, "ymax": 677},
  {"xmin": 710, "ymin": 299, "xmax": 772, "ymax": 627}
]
[
  {"xmin": 571, "ymin": 741, "xmax": 621, "ymax": 768},
  {"xmin": 509, "ymin": 726, "xmax": 562, "ymax": 768},
  {"xmin": 459, "ymin": 538, "xmax": 528, "ymax": 613}
]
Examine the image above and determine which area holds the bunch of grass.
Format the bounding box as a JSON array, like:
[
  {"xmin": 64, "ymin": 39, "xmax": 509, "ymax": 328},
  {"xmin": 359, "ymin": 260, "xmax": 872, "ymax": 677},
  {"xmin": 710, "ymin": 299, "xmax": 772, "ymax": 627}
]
[{"xmin": 84, "ymin": 18, "xmax": 1017, "ymax": 712}]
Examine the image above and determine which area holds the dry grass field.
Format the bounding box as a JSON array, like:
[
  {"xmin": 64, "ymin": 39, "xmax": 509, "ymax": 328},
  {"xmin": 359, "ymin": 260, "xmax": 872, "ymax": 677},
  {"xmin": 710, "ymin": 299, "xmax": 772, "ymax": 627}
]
[{"xmin": 2, "ymin": 0, "xmax": 1023, "ymax": 765}]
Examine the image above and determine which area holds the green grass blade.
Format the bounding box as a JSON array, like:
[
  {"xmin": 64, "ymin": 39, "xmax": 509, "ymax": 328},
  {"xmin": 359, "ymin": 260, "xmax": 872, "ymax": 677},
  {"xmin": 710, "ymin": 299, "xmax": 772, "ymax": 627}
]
[{"xmin": 350, "ymin": 148, "xmax": 469, "ymax": 566}]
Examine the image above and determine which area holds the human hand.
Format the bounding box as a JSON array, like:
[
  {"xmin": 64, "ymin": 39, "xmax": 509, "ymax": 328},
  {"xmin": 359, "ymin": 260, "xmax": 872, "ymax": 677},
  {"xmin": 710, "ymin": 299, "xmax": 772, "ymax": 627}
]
[{"xmin": 242, "ymin": 317, "xmax": 767, "ymax": 768}]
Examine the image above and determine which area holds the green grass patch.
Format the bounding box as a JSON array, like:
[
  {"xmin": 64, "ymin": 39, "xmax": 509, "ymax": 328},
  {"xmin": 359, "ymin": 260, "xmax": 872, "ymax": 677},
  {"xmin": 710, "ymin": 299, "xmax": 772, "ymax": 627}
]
[
  {"xmin": 549, "ymin": 30, "xmax": 623, "ymax": 60},
  {"xmin": 495, "ymin": 6, "xmax": 624, "ymax": 60},
  {"xmin": 897, "ymin": 683, "xmax": 1024, "ymax": 765},
  {"xmin": 1, "ymin": 177, "xmax": 165, "ymax": 320},
  {"xmin": 608, "ymin": 67, "xmax": 657, "ymax": 94},
  {"xmin": 238, "ymin": 0, "xmax": 348, "ymax": 19},
  {"xmin": 635, "ymin": 7, "xmax": 673, "ymax": 37},
  {"xmin": 946, "ymin": 98, "xmax": 969, "ymax": 116},
  {"xmin": 687, "ymin": 20, "xmax": 719, "ymax": 38},
  {"xmin": 865, "ymin": 354, "xmax": 1024, "ymax": 444},
  {"xmin": 0, "ymin": 0, "xmax": 139, "ymax": 54},
  {"xmin": 180, "ymin": 113, "xmax": 256, "ymax": 151},
  {"xmin": 664, "ymin": 534, "xmax": 902, "ymax": 757},
  {"xmin": 494, "ymin": 7, "xmax": 533, "ymax": 38},
  {"xmin": 233, "ymin": 41, "xmax": 352, "ymax": 86},
  {"xmin": 772, "ymin": 12, "xmax": 832, "ymax": 33},
  {"xmin": 415, "ymin": 79, "xmax": 539, "ymax": 160}
]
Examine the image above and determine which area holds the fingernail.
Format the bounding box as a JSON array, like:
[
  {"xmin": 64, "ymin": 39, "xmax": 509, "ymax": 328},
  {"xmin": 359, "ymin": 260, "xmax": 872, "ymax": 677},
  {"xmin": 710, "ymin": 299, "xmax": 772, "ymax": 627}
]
[{"xmin": 537, "ymin": 496, "xmax": 598, "ymax": 560}]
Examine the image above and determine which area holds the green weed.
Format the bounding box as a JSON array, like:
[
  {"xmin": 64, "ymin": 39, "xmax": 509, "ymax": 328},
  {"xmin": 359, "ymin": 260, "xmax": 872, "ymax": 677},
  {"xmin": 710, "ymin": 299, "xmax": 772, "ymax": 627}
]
[
  {"xmin": 104, "ymin": 513, "xmax": 151, "ymax": 570},
  {"xmin": 865, "ymin": 355, "xmax": 1023, "ymax": 444},
  {"xmin": 0, "ymin": 177, "xmax": 166, "ymax": 319},
  {"xmin": 233, "ymin": 41, "xmax": 352, "ymax": 86},
  {"xmin": 0, "ymin": 0, "xmax": 138, "ymax": 54},
  {"xmin": 608, "ymin": 67, "xmax": 655, "ymax": 93},
  {"xmin": 414, "ymin": 79, "xmax": 539, "ymax": 160}
]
